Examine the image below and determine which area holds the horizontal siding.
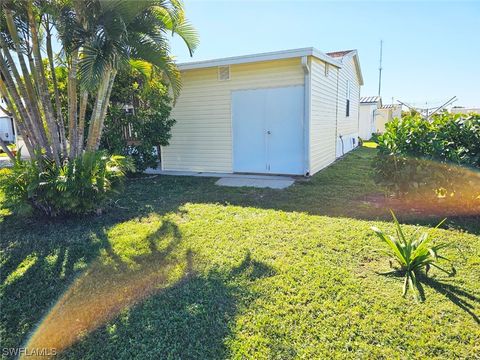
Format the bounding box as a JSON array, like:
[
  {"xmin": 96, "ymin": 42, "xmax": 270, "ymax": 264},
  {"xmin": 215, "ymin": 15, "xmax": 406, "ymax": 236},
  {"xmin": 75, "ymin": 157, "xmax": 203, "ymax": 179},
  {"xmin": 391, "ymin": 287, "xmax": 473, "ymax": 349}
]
[
  {"xmin": 309, "ymin": 57, "xmax": 338, "ymax": 174},
  {"xmin": 162, "ymin": 58, "xmax": 304, "ymax": 173},
  {"xmin": 337, "ymin": 57, "xmax": 360, "ymax": 137}
]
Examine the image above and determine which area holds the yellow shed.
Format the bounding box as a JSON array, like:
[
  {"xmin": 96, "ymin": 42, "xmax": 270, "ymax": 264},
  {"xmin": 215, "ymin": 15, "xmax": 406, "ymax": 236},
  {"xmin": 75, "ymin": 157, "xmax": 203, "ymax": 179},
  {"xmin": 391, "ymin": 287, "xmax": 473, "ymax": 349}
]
[{"xmin": 161, "ymin": 48, "xmax": 364, "ymax": 176}]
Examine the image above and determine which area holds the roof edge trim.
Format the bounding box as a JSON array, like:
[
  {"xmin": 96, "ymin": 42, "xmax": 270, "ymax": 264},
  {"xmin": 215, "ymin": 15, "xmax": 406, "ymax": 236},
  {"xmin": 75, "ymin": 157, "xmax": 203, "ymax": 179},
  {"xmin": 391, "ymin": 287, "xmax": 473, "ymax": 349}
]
[{"xmin": 177, "ymin": 47, "xmax": 343, "ymax": 71}]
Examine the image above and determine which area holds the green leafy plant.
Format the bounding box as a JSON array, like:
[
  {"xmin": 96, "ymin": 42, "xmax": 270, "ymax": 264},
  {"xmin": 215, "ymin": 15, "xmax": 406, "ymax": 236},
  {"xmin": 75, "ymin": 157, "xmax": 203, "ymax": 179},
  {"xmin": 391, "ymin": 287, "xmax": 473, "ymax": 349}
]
[
  {"xmin": 371, "ymin": 211, "xmax": 455, "ymax": 301},
  {"xmin": 100, "ymin": 67, "xmax": 176, "ymax": 172},
  {"xmin": 0, "ymin": 151, "xmax": 134, "ymax": 217},
  {"xmin": 374, "ymin": 113, "xmax": 480, "ymax": 211}
]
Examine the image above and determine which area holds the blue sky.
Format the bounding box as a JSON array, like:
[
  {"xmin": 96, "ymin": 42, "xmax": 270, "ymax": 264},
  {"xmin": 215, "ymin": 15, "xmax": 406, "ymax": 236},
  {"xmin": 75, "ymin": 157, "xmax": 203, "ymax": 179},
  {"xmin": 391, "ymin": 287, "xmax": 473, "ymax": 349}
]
[{"xmin": 171, "ymin": 1, "xmax": 480, "ymax": 108}]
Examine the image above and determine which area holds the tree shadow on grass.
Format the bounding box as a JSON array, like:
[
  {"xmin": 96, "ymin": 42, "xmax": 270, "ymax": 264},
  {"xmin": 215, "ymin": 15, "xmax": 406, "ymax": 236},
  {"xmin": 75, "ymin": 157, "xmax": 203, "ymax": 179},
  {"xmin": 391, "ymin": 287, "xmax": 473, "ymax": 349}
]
[
  {"xmin": 56, "ymin": 251, "xmax": 276, "ymax": 360},
  {"xmin": 21, "ymin": 218, "xmax": 183, "ymax": 356},
  {"xmin": 0, "ymin": 233, "xmax": 101, "ymax": 351},
  {"xmin": 0, "ymin": 210, "xmax": 186, "ymax": 354}
]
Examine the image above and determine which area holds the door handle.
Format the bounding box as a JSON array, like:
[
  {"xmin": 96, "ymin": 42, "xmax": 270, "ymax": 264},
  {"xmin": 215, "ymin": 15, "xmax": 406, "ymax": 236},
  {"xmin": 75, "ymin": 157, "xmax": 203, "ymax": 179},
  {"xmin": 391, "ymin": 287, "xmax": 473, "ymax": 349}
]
[{"xmin": 267, "ymin": 130, "xmax": 271, "ymax": 135}]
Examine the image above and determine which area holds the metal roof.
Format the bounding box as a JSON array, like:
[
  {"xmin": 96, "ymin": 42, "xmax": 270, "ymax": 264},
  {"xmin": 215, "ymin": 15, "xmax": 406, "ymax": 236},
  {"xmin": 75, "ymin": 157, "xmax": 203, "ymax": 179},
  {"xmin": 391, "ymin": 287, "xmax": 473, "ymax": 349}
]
[
  {"xmin": 360, "ymin": 96, "xmax": 381, "ymax": 104},
  {"xmin": 327, "ymin": 49, "xmax": 364, "ymax": 86},
  {"xmin": 326, "ymin": 50, "xmax": 355, "ymax": 58},
  {"xmin": 382, "ymin": 104, "xmax": 399, "ymax": 109},
  {"xmin": 178, "ymin": 47, "xmax": 344, "ymax": 71}
]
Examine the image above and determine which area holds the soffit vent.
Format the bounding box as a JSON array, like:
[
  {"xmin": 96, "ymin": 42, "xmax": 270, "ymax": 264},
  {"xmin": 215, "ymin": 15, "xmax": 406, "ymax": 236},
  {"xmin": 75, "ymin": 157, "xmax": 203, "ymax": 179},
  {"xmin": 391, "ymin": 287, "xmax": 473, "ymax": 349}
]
[{"xmin": 218, "ymin": 65, "xmax": 230, "ymax": 81}]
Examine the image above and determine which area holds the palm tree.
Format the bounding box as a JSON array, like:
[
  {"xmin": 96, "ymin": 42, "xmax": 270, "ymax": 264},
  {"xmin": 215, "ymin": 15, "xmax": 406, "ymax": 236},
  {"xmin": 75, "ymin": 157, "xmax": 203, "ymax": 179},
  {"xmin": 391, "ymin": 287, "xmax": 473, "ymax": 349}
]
[{"xmin": 0, "ymin": 0, "xmax": 198, "ymax": 161}]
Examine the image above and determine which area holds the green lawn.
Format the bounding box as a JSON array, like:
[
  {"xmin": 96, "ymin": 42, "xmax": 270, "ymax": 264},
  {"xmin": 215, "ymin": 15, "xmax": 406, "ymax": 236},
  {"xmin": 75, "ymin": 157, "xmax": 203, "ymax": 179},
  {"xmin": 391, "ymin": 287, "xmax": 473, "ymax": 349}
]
[{"xmin": 1, "ymin": 146, "xmax": 479, "ymax": 359}]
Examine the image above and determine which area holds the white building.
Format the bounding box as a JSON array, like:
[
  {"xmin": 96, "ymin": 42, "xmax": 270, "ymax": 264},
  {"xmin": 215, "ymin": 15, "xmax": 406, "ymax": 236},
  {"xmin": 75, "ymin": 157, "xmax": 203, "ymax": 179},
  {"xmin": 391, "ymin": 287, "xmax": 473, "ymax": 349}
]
[
  {"xmin": 359, "ymin": 96, "xmax": 382, "ymax": 139},
  {"xmin": 451, "ymin": 107, "xmax": 480, "ymax": 115},
  {"xmin": 0, "ymin": 98, "xmax": 15, "ymax": 144},
  {"xmin": 376, "ymin": 104, "xmax": 402, "ymax": 133},
  {"xmin": 161, "ymin": 48, "xmax": 363, "ymax": 176}
]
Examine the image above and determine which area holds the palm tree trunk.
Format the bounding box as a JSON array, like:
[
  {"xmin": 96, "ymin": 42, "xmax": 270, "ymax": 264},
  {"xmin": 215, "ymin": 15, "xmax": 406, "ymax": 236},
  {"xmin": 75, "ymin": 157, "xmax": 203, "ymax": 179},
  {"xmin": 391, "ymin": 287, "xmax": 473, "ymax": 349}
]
[
  {"xmin": 4, "ymin": 8, "xmax": 50, "ymax": 155},
  {"xmin": 0, "ymin": 66, "xmax": 37, "ymax": 158},
  {"xmin": 45, "ymin": 20, "xmax": 68, "ymax": 156},
  {"xmin": 0, "ymin": 79, "xmax": 36, "ymax": 158},
  {"xmin": 27, "ymin": 2, "xmax": 61, "ymax": 165},
  {"xmin": 0, "ymin": 138, "xmax": 15, "ymax": 162},
  {"xmin": 0, "ymin": 37, "xmax": 41, "ymax": 148},
  {"xmin": 0, "ymin": 104, "xmax": 9, "ymax": 116},
  {"xmin": 68, "ymin": 50, "xmax": 79, "ymax": 158},
  {"xmin": 93, "ymin": 69, "xmax": 117, "ymax": 150},
  {"xmin": 77, "ymin": 90, "xmax": 89, "ymax": 154},
  {"xmin": 86, "ymin": 69, "xmax": 112, "ymax": 151}
]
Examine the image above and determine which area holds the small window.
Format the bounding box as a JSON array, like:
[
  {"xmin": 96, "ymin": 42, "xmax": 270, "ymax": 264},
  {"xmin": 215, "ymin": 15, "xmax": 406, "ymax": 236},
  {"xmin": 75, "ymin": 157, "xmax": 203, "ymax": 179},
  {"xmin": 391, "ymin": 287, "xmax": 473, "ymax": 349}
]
[
  {"xmin": 325, "ymin": 63, "xmax": 330, "ymax": 77},
  {"xmin": 218, "ymin": 65, "xmax": 230, "ymax": 81},
  {"xmin": 345, "ymin": 80, "xmax": 351, "ymax": 117}
]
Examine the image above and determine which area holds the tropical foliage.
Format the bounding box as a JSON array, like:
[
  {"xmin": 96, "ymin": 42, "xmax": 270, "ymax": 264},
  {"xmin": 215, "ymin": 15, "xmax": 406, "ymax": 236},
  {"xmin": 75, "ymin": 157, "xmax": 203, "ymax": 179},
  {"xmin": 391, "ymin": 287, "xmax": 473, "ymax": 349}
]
[
  {"xmin": 0, "ymin": 0, "xmax": 196, "ymax": 216},
  {"xmin": 0, "ymin": 0, "xmax": 197, "ymax": 162},
  {"xmin": 371, "ymin": 212, "xmax": 455, "ymax": 301},
  {"xmin": 0, "ymin": 151, "xmax": 134, "ymax": 217},
  {"xmin": 374, "ymin": 113, "xmax": 480, "ymax": 210},
  {"xmin": 100, "ymin": 66, "xmax": 175, "ymax": 171}
]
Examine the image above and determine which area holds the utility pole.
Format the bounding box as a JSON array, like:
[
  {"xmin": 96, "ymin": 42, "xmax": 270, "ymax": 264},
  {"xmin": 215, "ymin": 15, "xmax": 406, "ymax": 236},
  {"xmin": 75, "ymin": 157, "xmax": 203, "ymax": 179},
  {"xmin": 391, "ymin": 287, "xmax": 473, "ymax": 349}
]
[{"xmin": 378, "ymin": 40, "xmax": 383, "ymax": 97}]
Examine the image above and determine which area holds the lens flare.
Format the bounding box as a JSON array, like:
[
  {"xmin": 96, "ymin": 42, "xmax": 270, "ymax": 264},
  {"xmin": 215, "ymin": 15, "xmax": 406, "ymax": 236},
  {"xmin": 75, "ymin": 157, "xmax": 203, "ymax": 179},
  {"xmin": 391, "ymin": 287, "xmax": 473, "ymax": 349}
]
[
  {"xmin": 22, "ymin": 215, "xmax": 189, "ymax": 359},
  {"xmin": 367, "ymin": 157, "xmax": 480, "ymax": 218}
]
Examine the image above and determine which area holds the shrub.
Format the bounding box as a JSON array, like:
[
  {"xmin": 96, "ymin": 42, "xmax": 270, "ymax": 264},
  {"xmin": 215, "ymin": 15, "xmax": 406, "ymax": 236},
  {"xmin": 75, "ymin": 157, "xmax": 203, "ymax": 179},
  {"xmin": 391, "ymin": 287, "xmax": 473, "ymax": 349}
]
[
  {"xmin": 100, "ymin": 67, "xmax": 175, "ymax": 172},
  {"xmin": 369, "ymin": 132, "xmax": 382, "ymax": 144},
  {"xmin": 374, "ymin": 113, "xmax": 480, "ymax": 210},
  {"xmin": 376, "ymin": 113, "xmax": 480, "ymax": 166},
  {"xmin": 371, "ymin": 212, "xmax": 455, "ymax": 301},
  {"xmin": 0, "ymin": 151, "xmax": 134, "ymax": 217}
]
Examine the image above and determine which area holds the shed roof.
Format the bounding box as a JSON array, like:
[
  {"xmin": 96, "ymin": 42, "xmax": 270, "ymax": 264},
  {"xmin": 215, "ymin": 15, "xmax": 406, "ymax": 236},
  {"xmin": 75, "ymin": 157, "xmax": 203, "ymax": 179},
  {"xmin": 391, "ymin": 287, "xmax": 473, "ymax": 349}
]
[
  {"xmin": 326, "ymin": 50, "xmax": 355, "ymax": 58},
  {"xmin": 327, "ymin": 49, "xmax": 364, "ymax": 86},
  {"xmin": 177, "ymin": 47, "xmax": 344, "ymax": 71},
  {"xmin": 381, "ymin": 104, "xmax": 399, "ymax": 109},
  {"xmin": 360, "ymin": 96, "xmax": 381, "ymax": 104}
]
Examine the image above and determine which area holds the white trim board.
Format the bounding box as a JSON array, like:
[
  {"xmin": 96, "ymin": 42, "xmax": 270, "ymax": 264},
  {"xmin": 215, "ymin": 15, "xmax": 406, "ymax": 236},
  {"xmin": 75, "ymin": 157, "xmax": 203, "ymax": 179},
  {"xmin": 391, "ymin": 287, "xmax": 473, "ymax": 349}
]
[{"xmin": 178, "ymin": 47, "xmax": 343, "ymax": 71}]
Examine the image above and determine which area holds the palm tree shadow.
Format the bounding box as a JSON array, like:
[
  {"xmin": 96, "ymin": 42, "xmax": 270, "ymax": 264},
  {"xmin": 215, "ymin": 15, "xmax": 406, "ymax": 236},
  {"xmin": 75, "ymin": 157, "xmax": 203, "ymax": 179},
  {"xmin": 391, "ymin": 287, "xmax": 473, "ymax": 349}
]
[
  {"xmin": 230, "ymin": 250, "xmax": 276, "ymax": 280},
  {"xmin": 58, "ymin": 250, "xmax": 276, "ymax": 359},
  {"xmin": 379, "ymin": 271, "xmax": 479, "ymax": 324}
]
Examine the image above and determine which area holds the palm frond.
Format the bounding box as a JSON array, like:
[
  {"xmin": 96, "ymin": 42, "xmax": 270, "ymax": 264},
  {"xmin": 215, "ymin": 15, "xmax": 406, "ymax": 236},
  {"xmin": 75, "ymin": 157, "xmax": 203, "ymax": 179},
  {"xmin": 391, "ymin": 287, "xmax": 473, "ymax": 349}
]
[
  {"xmin": 127, "ymin": 33, "xmax": 181, "ymax": 98},
  {"xmin": 151, "ymin": 6, "xmax": 199, "ymax": 56}
]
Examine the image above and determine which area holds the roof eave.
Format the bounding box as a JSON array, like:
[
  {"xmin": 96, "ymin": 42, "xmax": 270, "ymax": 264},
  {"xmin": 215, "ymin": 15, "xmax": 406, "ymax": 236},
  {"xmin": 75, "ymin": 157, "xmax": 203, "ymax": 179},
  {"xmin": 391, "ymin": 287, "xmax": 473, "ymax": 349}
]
[
  {"xmin": 333, "ymin": 50, "xmax": 364, "ymax": 86},
  {"xmin": 177, "ymin": 47, "xmax": 343, "ymax": 71},
  {"xmin": 353, "ymin": 53, "xmax": 364, "ymax": 86}
]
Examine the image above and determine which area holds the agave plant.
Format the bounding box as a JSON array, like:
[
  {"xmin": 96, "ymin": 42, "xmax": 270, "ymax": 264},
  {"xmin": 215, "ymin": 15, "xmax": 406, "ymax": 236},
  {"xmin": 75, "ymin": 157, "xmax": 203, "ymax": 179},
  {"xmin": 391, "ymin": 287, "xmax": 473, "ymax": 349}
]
[{"xmin": 371, "ymin": 211, "xmax": 455, "ymax": 301}]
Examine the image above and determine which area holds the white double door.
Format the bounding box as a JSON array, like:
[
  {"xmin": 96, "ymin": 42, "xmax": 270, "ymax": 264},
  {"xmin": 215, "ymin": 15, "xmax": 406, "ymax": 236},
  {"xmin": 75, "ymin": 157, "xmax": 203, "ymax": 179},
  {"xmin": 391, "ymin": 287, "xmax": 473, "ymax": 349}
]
[{"xmin": 232, "ymin": 86, "xmax": 304, "ymax": 175}]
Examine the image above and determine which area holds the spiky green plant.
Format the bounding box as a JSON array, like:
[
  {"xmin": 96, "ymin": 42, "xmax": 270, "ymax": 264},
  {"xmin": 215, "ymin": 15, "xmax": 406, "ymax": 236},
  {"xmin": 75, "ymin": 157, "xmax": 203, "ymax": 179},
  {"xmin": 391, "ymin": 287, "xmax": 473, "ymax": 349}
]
[
  {"xmin": 371, "ymin": 211, "xmax": 455, "ymax": 301},
  {"xmin": 0, "ymin": 150, "xmax": 134, "ymax": 217}
]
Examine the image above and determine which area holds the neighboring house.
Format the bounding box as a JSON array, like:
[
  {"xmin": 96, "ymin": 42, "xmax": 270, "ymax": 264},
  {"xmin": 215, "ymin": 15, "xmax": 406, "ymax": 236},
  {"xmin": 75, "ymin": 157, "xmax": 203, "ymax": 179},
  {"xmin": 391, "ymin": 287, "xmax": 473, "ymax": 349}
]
[
  {"xmin": 0, "ymin": 98, "xmax": 15, "ymax": 144},
  {"xmin": 359, "ymin": 96, "xmax": 382, "ymax": 140},
  {"xmin": 161, "ymin": 48, "xmax": 363, "ymax": 176},
  {"xmin": 376, "ymin": 104, "xmax": 402, "ymax": 133},
  {"xmin": 451, "ymin": 107, "xmax": 480, "ymax": 115}
]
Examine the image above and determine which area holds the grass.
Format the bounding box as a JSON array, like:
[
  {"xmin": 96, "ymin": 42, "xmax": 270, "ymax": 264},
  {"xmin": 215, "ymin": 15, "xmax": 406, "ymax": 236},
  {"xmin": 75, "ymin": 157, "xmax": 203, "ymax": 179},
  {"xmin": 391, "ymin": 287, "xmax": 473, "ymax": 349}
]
[
  {"xmin": 361, "ymin": 140, "xmax": 378, "ymax": 148},
  {"xmin": 0, "ymin": 146, "xmax": 479, "ymax": 359}
]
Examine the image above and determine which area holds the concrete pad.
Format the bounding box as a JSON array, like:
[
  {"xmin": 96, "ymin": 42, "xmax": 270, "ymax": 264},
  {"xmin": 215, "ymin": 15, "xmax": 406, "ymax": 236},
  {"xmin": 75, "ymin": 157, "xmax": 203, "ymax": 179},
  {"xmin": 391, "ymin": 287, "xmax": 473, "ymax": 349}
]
[
  {"xmin": 145, "ymin": 168, "xmax": 296, "ymax": 180},
  {"xmin": 215, "ymin": 177, "xmax": 294, "ymax": 189},
  {"xmin": 144, "ymin": 167, "xmax": 295, "ymax": 188}
]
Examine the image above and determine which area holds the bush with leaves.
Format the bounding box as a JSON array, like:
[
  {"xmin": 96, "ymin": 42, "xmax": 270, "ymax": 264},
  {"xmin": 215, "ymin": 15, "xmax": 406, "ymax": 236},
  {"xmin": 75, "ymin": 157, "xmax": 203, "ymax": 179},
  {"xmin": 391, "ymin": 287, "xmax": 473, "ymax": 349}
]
[
  {"xmin": 371, "ymin": 212, "xmax": 455, "ymax": 301},
  {"xmin": 0, "ymin": 151, "xmax": 134, "ymax": 217},
  {"xmin": 374, "ymin": 113, "xmax": 480, "ymax": 210},
  {"xmin": 100, "ymin": 67, "xmax": 175, "ymax": 172}
]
